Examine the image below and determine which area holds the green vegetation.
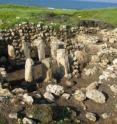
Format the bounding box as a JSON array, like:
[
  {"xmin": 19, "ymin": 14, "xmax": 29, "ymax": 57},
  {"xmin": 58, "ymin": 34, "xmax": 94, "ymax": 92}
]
[
  {"xmin": 0, "ymin": 4, "xmax": 117, "ymax": 29},
  {"xmin": 0, "ymin": 115, "xmax": 5, "ymax": 124}
]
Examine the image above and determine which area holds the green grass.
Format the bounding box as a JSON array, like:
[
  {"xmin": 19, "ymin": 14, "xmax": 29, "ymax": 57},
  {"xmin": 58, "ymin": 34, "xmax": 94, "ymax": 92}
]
[{"xmin": 0, "ymin": 4, "xmax": 117, "ymax": 29}]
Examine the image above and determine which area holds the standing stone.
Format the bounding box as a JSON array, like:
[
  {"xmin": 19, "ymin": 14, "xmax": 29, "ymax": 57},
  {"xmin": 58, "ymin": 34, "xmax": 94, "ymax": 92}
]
[
  {"xmin": 74, "ymin": 50, "xmax": 87, "ymax": 64},
  {"xmin": 42, "ymin": 58, "xmax": 53, "ymax": 82},
  {"xmin": 23, "ymin": 42, "xmax": 31, "ymax": 58},
  {"xmin": 8, "ymin": 45, "xmax": 15, "ymax": 58},
  {"xmin": 56, "ymin": 49, "xmax": 70, "ymax": 77},
  {"xmin": 34, "ymin": 37, "xmax": 45, "ymax": 62},
  {"xmin": 50, "ymin": 37, "xmax": 59, "ymax": 59},
  {"xmin": 45, "ymin": 68, "xmax": 52, "ymax": 82},
  {"xmin": 25, "ymin": 58, "xmax": 34, "ymax": 82}
]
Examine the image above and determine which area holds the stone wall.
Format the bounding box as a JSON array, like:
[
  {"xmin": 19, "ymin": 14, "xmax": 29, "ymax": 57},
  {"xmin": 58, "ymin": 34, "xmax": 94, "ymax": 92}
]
[{"xmin": 0, "ymin": 23, "xmax": 78, "ymax": 62}]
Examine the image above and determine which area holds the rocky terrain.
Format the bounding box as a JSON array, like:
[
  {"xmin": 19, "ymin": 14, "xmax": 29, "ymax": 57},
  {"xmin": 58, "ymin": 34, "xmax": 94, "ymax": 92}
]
[{"xmin": 0, "ymin": 22, "xmax": 117, "ymax": 124}]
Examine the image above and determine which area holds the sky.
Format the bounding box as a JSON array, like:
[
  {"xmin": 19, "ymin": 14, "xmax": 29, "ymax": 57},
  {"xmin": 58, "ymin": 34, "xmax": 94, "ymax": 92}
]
[{"xmin": 78, "ymin": 0, "xmax": 117, "ymax": 3}]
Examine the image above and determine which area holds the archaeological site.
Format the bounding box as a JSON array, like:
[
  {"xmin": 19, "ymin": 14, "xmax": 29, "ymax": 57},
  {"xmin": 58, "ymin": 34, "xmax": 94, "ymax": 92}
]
[{"xmin": 0, "ymin": 20, "xmax": 117, "ymax": 124}]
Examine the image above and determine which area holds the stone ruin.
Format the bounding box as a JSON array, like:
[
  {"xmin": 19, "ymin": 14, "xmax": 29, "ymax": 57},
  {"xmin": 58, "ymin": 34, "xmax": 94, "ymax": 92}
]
[
  {"xmin": 0, "ymin": 21, "xmax": 117, "ymax": 124},
  {"xmin": 0, "ymin": 22, "xmax": 79, "ymax": 84}
]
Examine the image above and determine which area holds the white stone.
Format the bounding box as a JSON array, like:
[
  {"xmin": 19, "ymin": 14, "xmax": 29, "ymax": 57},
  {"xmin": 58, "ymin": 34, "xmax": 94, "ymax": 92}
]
[
  {"xmin": 23, "ymin": 42, "xmax": 31, "ymax": 58},
  {"xmin": 84, "ymin": 67, "xmax": 97, "ymax": 76},
  {"xmin": 9, "ymin": 113, "xmax": 17, "ymax": 119},
  {"xmin": 12, "ymin": 88, "xmax": 26, "ymax": 94},
  {"xmin": 99, "ymin": 74, "xmax": 108, "ymax": 81},
  {"xmin": 113, "ymin": 59, "xmax": 117, "ymax": 65},
  {"xmin": 65, "ymin": 80, "xmax": 74, "ymax": 87},
  {"xmin": 110, "ymin": 84, "xmax": 117, "ymax": 94},
  {"xmin": 50, "ymin": 37, "xmax": 59, "ymax": 58},
  {"xmin": 8, "ymin": 45, "xmax": 15, "ymax": 58},
  {"xmin": 44, "ymin": 92, "xmax": 54, "ymax": 102},
  {"xmin": 44, "ymin": 68, "xmax": 53, "ymax": 82},
  {"xmin": 0, "ymin": 67, "xmax": 5, "ymax": 72},
  {"xmin": 42, "ymin": 58, "xmax": 52, "ymax": 69},
  {"xmin": 42, "ymin": 58, "xmax": 53, "ymax": 82},
  {"xmin": 23, "ymin": 117, "xmax": 35, "ymax": 124},
  {"xmin": 56, "ymin": 49, "xmax": 70, "ymax": 77},
  {"xmin": 34, "ymin": 37, "xmax": 45, "ymax": 61},
  {"xmin": 62, "ymin": 93, "xmax": 70, "ymax": 100},
  {"xmin": 25, "ymin": 58, "xmax": 34, "ymax": 82},
  {"xmin": 0, "ymin": 70, "xmax": 7, "ymax": 78},
  {"xmin": 86, "ymin": 82, "xmax": 98, "ymax": 91},
  {"xmin": 23, "ymin": 93, "xmax": 33, "ymax": 105},
  {"xmin": 34, "ymin": 93, "xmax": 42, "ymax": 99},
  {"xmin": 73, "ymin": 90, "xmax": 86, "ymax": 102},
  {"xmin": 86, "ymin": 89, "xmax": 106, "ymax": 104},
  {"xmin": 46, "ymin": 84, "xmax": 64, "ymax": 96},
  {"xmin": 86, "ymin": 112, "xmax": 97, "ymax": 122},
  {"xmin": 0, "ymin": 84, "xmax": 12, "ymax": 97},
  {"xmin": 101, "ymin": 113, "xmax": 110, "ymax": 119},
  {"xmin": 74, "ymin": 50, "xmax": 87, "ymax": 64}
]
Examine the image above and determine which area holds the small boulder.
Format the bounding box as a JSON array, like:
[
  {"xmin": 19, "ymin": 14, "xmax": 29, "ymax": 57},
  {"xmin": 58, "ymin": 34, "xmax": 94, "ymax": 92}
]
[
  {"xmin": 44, "ymin": 92, "xmax": 55, "ymax": 102},
  {"xmin": 0, "ymin": 84, "xmax": 12, "ymax": 97},
  {"xmin": 9, "ymin": 113, "xmax": 17, "ymax": 119},
  {"xmin": 110, "ymin": 84, "xmax": 117, "ymax": 94},
  {"xmin": 86, "ymin": 112, "xmax": 97, "ymax": 122},
  {"xmin": 101, "ymin": 113, "xmax": 110, "ymax": 119},
  {"xmin": 23, "ymin": 117, "xmax": 36, "ymax": 124},
  {"xmin": 86, "ymin": 89, "xmax": 106, "ymax": 104},
  {"xmin": 73, "ymin": 90, "xmax": 86, "ymax": 102},
  {"xmin": 86, "ymin": 82, "xmax": 99, "ymax": 91},
  {"xmin": 23, "ymin": 93, "xmax": 34, "ymax": 105},
  {"xmin": 65, "ymin": 80, "xmax": 75, "ymax": 87},
  {"xmin": 46, "ymin": 84, "xmax": 64, "ymax": 96},
  {"xmin": 26, "ymin": 104, "xmax": 53, "ymax": 124},
  {"xmin": 62, "ymin": 93, "xmax": 70, "ymax": 100},
  {"xmin": 12, "ymin": 88, "xmax": 26, "ymax": 94}
]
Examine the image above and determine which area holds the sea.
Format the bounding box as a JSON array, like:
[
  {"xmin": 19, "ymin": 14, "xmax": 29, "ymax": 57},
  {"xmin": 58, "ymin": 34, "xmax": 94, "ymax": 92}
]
[{"xmin": 0, "ymin": 0, "xmax": 117, "ymax": 9}]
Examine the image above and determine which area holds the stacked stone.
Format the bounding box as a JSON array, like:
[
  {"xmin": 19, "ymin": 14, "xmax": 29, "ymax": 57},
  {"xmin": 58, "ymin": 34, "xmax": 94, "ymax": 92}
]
[
  {"xmin": 72, "ymin": 56, "xmax": 79, "ymax": 78},
  {"xmin": 64, "ymin": 39, "xmax": 73, "ymax": 54}
]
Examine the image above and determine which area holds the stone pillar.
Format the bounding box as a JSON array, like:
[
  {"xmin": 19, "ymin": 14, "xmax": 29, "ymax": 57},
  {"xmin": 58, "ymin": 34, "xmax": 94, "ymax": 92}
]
[
  {"xmin": 34, "ymin": 37, "xmax": 45, "ymax": 62},
  {"xmin": 50, "ymin": 37, "xmax": 59, "ymax": 59},
  {"xmin": 50, "ymin": 41, "xmax": 58, "ymax": 59},
  {"xmin": 45, "ymin": 68, "xmax": 52, "ymax": 82},
  {"xmin": 42, "ymin": 58, "xmax": 53, "ymax": 82},
  {"xmin": 25, "ymin": 58, "xmax": 34, "ymax": 82},
  {"xmin": 56, "ymin": 49, "xmax": 70, "ymax": 77},
  {"xmin": 23, "ymin": 42, "xmax": 31, "ymax": 59},
  {"xmin": 8, "ymin": 45, "xmax": 15, "ymax": 58}
]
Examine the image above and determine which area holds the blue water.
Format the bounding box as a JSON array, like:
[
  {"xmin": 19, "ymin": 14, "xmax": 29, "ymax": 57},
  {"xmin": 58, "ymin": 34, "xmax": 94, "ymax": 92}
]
[{"xmin": 0, "ymin": 0, "xmax": 117, "ymax": 9}]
